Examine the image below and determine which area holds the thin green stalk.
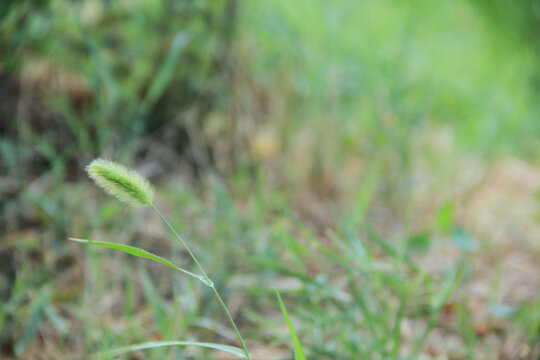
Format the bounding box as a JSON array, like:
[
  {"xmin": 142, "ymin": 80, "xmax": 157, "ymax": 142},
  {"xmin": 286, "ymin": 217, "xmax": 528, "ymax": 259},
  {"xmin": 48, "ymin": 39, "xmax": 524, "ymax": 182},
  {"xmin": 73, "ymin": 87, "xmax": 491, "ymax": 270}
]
[{"xmin": 150, "ymin": 204, "xmax": 251, "ymax": 360}]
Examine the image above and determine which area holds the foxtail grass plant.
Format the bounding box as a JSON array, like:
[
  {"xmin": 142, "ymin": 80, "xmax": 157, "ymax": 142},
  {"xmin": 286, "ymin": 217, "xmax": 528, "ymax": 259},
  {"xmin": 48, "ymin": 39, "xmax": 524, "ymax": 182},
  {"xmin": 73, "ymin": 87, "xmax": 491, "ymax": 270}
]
[{"xmin": 71, "ymin": 159, "xmax": 251, "ymax": 359}]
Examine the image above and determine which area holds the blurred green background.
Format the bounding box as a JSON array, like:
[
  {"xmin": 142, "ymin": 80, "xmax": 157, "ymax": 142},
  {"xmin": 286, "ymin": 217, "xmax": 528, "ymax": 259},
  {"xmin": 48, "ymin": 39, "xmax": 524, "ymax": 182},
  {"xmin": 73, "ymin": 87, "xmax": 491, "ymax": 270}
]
[{"xmin": 1, "ymin": 0, "xmax": 540, "ymax": 359}]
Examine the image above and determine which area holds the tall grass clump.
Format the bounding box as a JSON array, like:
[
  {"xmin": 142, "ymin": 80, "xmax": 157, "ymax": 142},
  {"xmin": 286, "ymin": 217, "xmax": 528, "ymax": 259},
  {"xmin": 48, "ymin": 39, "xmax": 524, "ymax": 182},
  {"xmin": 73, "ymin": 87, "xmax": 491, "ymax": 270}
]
[{"xmin": 71, "ymin": 158, "xmax": 251, "ymax": 359}]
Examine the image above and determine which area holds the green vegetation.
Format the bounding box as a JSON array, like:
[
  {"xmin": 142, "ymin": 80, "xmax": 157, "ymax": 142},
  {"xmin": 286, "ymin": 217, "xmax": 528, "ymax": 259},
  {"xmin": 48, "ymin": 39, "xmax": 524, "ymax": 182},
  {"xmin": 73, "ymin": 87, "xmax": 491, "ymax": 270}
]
[
  {"xmin": 1, "ymin": 0, "xmax": 540, "ymax": 359},
  {"xmin": 75, "ymin": 159, "xmax": 251, "ymax": 358}
]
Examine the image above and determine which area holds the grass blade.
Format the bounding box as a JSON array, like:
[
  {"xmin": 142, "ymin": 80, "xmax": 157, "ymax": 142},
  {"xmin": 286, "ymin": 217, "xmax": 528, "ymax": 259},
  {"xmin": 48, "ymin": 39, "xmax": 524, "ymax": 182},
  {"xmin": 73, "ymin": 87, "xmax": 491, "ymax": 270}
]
[
  {"xmin": 276, "ymin": 291, "xmax": 306, "ymax": 360},
  {"xmin": 100, "ymin": 341, "xmax": 248, "ymax": 358},
  {"xmin": 142, "ymin": 31, "xmax": 190, "ymax": 111},
  {"xmin": 68, "ymin": 238, "xmax": 203, "ymax": 282},
  {"xmin": 15, "ymin": 287, "xmax": 51, "ymax": 356},
  {"xmin": 138, "ymin": 266, "xmax": 169, "ymax": 336}
]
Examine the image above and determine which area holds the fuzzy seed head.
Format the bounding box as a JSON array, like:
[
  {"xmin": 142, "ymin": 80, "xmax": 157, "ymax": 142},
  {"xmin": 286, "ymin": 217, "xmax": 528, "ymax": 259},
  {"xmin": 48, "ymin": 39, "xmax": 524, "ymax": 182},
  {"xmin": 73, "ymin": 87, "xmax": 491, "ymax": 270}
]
[{"xmin": 86, "ymin": 158, "xmax": 154, "ymax": 207}]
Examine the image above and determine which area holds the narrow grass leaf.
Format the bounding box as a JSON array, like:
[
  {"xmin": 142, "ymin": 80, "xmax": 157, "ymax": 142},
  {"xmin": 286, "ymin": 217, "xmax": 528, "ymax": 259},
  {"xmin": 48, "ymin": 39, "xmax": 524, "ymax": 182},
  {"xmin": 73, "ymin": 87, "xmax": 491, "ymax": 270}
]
[
  {"xmin": 44, "ymin": 305, "xmax": 69, "ymax": 334},
  {"xmin": 249, "ymin": 256, "xmax": 316, "ymax": 284},
  {"xmin": 413, "ymin": 260, "xmax": 469, "ymax": 356},
  {"xmin": 350, "ymin": 163, "xmax": 380, "ymax": 226},
  {"xmin": 343, "ymin": 227, "xmax": 371, "ymax": 271},
  {"xmin": 365, "ymin": 225, "xmax": 422, "ymax": 274},
  {"xmin": 276, "ymin": 291, "xmax": 306, "ymax": 360},
  {"xmin": 251, "ymin": 256, "xmax": 350, "ymax": 302},
  {"xmin": 15, "ymin": 287, "xmax": 51, "ymax": 356},
  {"xmin": 435, "ymin": 201, "xmax": 454, "ymax": 233},
  {"xmin": 100, "ymin": 341, "xmax": 248, "ymax": 358},
  {"xmin": 143, "ymin": 31, "xmax": 190, "ymax": 110},
  {"xmin": 406, "ymin": 233, "xmax": 431, "ymax": 253},
  {"xmin": 68, "ymin": 238, "xmax": 203, "ymax": 281},
  {"xmin": 431, "ymin": 262, "xmax": 467, "ymax": 310},
  {"xmin": 138, "ymin": 266, "xmax": 169, "ymax": 336}
]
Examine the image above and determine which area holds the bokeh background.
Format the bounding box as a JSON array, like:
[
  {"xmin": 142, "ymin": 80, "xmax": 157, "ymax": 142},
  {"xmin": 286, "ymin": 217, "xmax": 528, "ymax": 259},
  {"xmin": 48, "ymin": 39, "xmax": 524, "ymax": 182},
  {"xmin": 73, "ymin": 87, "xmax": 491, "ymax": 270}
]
[{"xmin": 1, "ymin": 0, "xmax": 540, "ymax": 359}]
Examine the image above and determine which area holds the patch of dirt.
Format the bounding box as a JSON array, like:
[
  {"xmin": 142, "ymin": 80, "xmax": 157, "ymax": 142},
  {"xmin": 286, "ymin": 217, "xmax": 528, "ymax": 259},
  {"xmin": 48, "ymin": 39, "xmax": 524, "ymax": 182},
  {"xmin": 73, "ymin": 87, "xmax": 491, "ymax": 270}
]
[{"xmin": 415, "ymin": 158, "xmax": 540, "ymax": 359}]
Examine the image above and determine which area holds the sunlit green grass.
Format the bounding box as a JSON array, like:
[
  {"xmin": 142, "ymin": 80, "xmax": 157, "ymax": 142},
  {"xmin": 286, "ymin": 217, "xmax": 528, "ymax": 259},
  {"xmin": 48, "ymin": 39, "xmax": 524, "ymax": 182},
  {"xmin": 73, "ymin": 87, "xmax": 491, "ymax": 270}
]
[{"xmin": 239, "ymin": 0, "xmax": 539, "ymax": 160}]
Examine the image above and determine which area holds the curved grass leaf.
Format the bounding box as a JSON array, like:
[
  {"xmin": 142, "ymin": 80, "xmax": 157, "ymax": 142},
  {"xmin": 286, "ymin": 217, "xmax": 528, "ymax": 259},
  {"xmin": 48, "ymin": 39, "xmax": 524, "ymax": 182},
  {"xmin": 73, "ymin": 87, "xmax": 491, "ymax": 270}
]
[
  {"xmin": 100, "ymin": 341, "xmax": 248, "ymax": 358},
  {"xmin": 68, "ymin": 238, "xmax": 203, "ymax": 282},
  {"xmin": 276, "ymin": 291, "xmax": 306, "ymax": 360}
]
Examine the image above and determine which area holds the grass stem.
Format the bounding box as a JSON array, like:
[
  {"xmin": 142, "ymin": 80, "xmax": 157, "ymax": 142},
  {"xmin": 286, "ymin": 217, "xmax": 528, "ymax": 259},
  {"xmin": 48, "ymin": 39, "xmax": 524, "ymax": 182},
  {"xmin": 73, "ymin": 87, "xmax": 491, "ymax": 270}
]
[{"xmin": 150, "ymin": 204, "xmax": 251, "ymax": 360}]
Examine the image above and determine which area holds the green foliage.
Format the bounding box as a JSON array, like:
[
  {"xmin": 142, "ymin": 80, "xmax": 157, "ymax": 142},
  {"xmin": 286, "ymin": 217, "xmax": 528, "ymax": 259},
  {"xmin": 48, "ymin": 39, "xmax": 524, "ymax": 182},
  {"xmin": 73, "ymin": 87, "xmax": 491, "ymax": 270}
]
[
  {"xmin": 77, "ymin": 160, "xmax": 251, "ymax": 359},
  {"xmin": 239, "ymin": 0, "xmax": 539, "ymax": 162},
  {"xmin": 1, "ymin": 0, "xmax": 540, "ymax": 358},
  {"xmin": 101, "ymin": 340, "xmax": 247, "ymax": 359},
  {"xmin": 14, "ymin": 287, "xmax": 51, "ymax": 356},
  {"xmin": 0, "ymin": 0, "xmax": 235, "ymax": 174},
  {"xmin": 276, "ymin": 292, "xmax": 306, "ymax": 360},
  {"xmin": 68, "ymin": 238, "xmax": 203, "ymax": 282},
  {"xmin": 473, "ymin": 0, "xmax": 540, "ymax": 52}
]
